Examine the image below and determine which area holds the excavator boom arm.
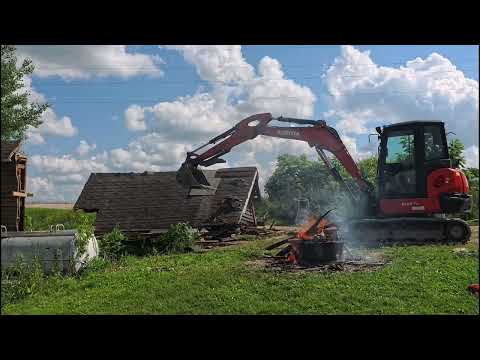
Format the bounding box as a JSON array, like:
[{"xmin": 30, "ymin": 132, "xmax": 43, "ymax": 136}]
[{"xmin": 178, "ymin": 113, "xmax": 372, "ymax": 198}]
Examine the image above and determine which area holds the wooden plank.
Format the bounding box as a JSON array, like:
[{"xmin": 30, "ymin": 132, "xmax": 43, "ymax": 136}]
[
  {"xmin": 265, "ymin": 236, "xmax": 296, "ymax": 250},
  {"xmin": 12, "ymin": 191, "xmax": 27, "ymax": 197}
]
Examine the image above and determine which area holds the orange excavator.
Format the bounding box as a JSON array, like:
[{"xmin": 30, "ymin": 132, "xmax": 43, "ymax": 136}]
[{"xmin": 176, "ymin": 113, "xmax": 472, "ymax": 245}]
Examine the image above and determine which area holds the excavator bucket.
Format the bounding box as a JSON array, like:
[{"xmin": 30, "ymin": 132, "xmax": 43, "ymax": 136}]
[{"xmin": 176, "ymin": 161, "xmax": 212, "ymax": 189}]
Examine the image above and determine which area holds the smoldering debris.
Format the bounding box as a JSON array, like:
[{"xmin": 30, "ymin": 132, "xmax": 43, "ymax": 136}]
[
  {"xmin": 195, "ymin": 224, "xmax": 287, "ymax": 249},
  {"xmin": 254, "ymin": 244, "xmax": 388, "ymax": 273},
  {"xmin": 250, "ymin": 256, "xmax": 387, "ymax": 273}
]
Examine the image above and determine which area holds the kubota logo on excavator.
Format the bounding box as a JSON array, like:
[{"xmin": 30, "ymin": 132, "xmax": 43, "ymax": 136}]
[
  {"xmin": 401, "ymin": 202, "xmax": 420, "ymax": 207},
  {"xmin": 277, "ymin": 130, "xmax": 300, "ymax": 137}
]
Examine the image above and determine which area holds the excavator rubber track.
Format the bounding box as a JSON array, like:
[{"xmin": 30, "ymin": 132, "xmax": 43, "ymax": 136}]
[{"xmin": 343, "ymin": 217, "xmax": 471, "ymax": 246}]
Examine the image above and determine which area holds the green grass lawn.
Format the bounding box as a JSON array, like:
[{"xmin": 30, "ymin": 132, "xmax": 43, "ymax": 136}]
[{"xmin": 2, "ymin": 234, "xmax": 478, "ymax": 315}]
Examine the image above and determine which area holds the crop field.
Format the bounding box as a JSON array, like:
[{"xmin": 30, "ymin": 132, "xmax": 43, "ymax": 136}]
[{"xmin": 24, "ymin": 208, "xmax": 95, "ymax": 231}]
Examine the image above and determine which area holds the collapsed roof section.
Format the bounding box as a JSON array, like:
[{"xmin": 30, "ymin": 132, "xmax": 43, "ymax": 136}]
[{"xmin": 74, "ymin": 167, "xmax": 261, "ymax": 235}]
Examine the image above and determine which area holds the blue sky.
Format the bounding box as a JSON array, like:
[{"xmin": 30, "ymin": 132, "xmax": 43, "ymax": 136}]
[{"xmin": 16, "ymin": 45, "xmax": 479, "ymax": 202}]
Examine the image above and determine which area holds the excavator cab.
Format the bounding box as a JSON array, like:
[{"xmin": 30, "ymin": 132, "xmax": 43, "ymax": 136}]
[{"xmin": 377, "ymin": 121, "xmax": 471, "ymax": 216}]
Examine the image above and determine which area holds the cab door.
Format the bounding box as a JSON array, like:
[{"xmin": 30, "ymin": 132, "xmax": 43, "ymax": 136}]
[
  {"xmin": 378, "ymin": 124, "xmax": 431, "ymax": 216},
  {"xmin": 379, "ymin": 126, "xmax": 421, "ymax": 199}
]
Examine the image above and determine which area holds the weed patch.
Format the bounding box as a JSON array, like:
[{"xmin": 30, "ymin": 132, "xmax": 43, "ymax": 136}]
[
  {"xmin": 156, "ymin": 223, "xmax": 201, "ymax": 254},
  {"xmin": 1, "ymin": 257, "xmax": 45, "ymax": 309},
  {"xmin": 99, "ymin": 226, "xmax": 126, "ymax": 260}
]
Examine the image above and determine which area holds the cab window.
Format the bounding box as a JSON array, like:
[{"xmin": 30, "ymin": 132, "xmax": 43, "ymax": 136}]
[
  {"xmin": 383, "ymin": 129, "xmax": 416, "ymax": 195},
  {"xmin": 424, "ymin": 125, "xmax": 447, "ymax": 161}
]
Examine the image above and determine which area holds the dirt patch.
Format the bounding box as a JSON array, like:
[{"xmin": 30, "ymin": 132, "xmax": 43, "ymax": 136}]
[{"xmin": 452, "ymin": 247, "xmax": 478, "ymax": 258}]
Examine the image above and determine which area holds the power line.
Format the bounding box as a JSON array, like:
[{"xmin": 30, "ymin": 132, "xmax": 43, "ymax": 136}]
[
  {"xmin": 45, "ymin": 88, "xmax": 476, "ymax": 104},
  {"xmin": 33, "ymin": 69, "xmax": 478, "ymax": 87}
]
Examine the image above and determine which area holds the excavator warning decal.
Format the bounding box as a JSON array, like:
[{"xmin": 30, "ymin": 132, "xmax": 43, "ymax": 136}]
[{"xmin": 411, "ymin": 206, "xmax": 425, "ymax": 211}]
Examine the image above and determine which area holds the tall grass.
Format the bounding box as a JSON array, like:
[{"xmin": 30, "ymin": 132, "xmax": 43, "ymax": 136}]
[
  {"xmin": 1, "ymin": 209, "xmax": 96, "ymax": 310},
  {"xmin": 24, "ymin": 208, "xmax": 95, "ymax": 231}
]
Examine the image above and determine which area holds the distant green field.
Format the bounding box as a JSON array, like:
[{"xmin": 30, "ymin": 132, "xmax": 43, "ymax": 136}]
[{"xmin": 24, "ymin": 208, "xmax": 95, "ymax": 231}]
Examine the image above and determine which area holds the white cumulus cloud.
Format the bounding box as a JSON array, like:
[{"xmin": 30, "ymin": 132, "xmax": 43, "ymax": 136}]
[
  {"xmin": 17, "ymin": 45, "xmax": 164, "ymax": 80},
  {"xmin": 323, "ymin": 46, "xmax": 479, "ymax": 152},
  {"xmin": 28, "ymin": 177, "xmax": 55, "ymax": 197},
  {"xmin": 464, "ymin": 145, "xmax": 479, "ymax": 168},
  {"xmin": 126, "ymin": 46, "xmax": 316, "ymax": 151},
  {"xmin": 20, "ymin": 76, "xmax": 79, "ymax": 146},
  {"xmin": 119, "ymin": 46, "xmax": 318, "ymax": 186},
  {"xmin": 28, "ymin": 153, "xmax": 111, "ymax": 202},
  {"xmin": 26, "ymin": 108, "xmax": 78, "ymax": 145},
  {"xmin": 30, "ymin": 154, "xmax": 109, "ymax": 174},
  {"xmin": 110, "ymin": 133, "xmax": 189, "ymax": 172},
  {"xmin": 125, "ymin": 105, "xmax": 147, "ymax": 131},
  {"xmin": 77, "ymin": 140, "xmax": 97, "ymax": 156},
  {"xmin": 162, "ymin": 45, "xmax": 254, "ymax": 84}
]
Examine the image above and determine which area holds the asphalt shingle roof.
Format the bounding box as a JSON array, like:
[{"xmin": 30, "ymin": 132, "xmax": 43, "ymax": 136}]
[{"xmin": 74, "ymin": 167, "xmax": 259, "ymax": 234}]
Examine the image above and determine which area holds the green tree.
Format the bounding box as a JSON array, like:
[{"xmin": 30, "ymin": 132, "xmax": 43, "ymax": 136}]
[
  {"xmin": 464, "ymin": 167, "xmax": 479, "ymax": 220},
  {"xmin": 397, "ymin": 135, "xmax": 415, "ymax": 163},
  {"xmin": 263, "ymin": 153, "xmax": 379, "ymax": 224},
  {"xmin": 448, "ymin": 138, "xmax": 466, "ymax": 169},
  {"xmin": 264, "ymin": 154, "xmax": 341, "ymax": 224},
  {"xmin": 332, "ymin": 155, "xmax": 378, "ymax": 191},
  {"xmin": 1, "ymin": 45, "xmax": 48, "ymax": 142}
]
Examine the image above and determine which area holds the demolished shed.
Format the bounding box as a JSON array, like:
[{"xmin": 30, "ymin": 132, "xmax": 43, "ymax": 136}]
[
  {"xmin": 1, "ymin": 140, "xmax": 31, "ymax": 232},
  {"xmin": 74, "ymin": 167, "xmax": 261, "ymax": 236}
]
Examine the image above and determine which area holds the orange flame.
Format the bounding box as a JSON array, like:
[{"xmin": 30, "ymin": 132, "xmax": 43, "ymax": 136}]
[{"xmin": 297, "ymin": 216, "xmax": 329, "ymax": 240}]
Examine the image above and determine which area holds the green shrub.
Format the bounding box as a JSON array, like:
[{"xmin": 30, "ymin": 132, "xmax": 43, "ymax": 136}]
[
  {"xmin": 1, "ymin": 256, "xmax": 45, "ymax": 309},
  {"xmin": 99, "ymin": 226, "xmax": 126, "ymax": 260},
  {"xmin": 80, "ymin": 257, "xmax": 111, "ymax": 275},
  {"xmin": 156, "ymin": 223, "xmax": 201, "ymax": 254},
  {"xmin": 75, "ymin": 213, "xmax": 95, "ymax": 259}
]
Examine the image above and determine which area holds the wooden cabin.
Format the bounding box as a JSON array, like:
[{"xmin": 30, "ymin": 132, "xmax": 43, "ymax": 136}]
[
  {"xmin": 1, "ymin": 141, "xmax": 31, "ymax": 232},
  {"xmin": 74, "ymin": 167, "xmax": 261, "ymax": 236}
]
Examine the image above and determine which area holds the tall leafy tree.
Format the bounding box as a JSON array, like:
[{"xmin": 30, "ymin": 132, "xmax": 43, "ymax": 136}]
[
  {"xmin": 464, "ymin": 167, "xmax": 479, "ymax": 220},
  {"xmin": 1, "ymin": 45, "xmax": 48, "ymax": 142},
  {"xmin": 264, "ymin": 154, "xmax": 341, "ymax": 224},
  {"xmin": 448, "ymin": 138, "xmax": 466, "ymax": 168},
  {"xmin": 446, "ymin": 139, "xmax": 478, "ymax": 219}
]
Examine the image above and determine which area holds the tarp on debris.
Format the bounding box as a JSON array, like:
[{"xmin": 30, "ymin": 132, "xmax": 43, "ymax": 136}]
[{"xmin": 74, "ymin": 167, "xmax": 260, "ymax": 235}]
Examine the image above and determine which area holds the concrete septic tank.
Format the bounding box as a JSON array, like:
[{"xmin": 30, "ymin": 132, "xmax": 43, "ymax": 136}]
[{"xmin": 1, "ymin": 229, "xmax": 98, "ymax": 274}]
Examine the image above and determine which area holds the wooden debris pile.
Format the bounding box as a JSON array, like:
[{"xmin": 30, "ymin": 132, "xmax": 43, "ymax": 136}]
[{"xmin": 195, "ymin": 223, "xmax": 285, "ymax": 249}]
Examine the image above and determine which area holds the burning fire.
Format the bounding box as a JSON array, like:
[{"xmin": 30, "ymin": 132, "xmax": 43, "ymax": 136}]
[
  {"xmin": 286, "ymin": 209, "xmax": 339, "ymax": 265},
  {"xmin": 297, "ymin": 216, "xmax": 329, "ymax": 240}
]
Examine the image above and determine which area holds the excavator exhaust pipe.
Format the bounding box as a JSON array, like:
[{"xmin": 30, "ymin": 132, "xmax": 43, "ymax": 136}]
[{"xmin": 176, "ymin": 162, "xmax": 212, "ymax": 189}]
